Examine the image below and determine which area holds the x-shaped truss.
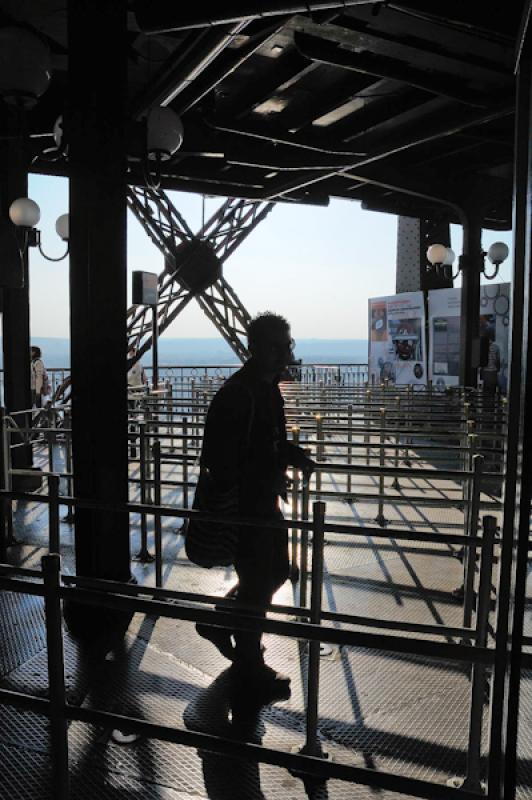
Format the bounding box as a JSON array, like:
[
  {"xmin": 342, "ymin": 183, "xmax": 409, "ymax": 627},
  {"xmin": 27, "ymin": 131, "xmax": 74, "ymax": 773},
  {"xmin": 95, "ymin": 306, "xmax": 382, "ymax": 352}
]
[{"xmin": 126, "ymin": 186, "xmax": 275, "ymax": 362}]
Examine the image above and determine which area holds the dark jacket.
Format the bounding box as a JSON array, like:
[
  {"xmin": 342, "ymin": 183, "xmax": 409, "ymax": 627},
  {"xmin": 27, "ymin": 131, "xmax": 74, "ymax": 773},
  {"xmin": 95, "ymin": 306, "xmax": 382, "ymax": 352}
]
[{"xmin": 200, "ymin": 360, "xmax": 309, "ymax": 517}]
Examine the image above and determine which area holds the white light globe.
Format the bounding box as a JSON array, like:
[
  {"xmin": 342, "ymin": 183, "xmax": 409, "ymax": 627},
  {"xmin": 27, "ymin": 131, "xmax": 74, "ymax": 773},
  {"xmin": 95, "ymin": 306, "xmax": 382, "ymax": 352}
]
[
  {"xmin": 487, "ymin": 241, "xmax": 509, "ymax": 265},
  {"xmin": 426, "ymin": 243, "xmax": 447, "ymax": 266},
  {"xmin": 147, "ymin": 106, "xmax": 184, "ymax": 161},
  {"xmin": 55, "ymin": 213, "xmax": 69, "ymax": 241},
  {"xmin": 9, "ymin": 197, "xmax": 40, "ymax": 228},
  {"xmin": 443, "ymin": 247, "xmax": 455, "ymax": 266}
]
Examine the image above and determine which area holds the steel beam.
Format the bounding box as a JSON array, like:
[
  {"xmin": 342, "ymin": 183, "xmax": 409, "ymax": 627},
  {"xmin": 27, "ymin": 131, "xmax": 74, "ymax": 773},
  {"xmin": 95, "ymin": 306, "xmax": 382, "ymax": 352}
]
[
  {"xmin": 488, "ymin": 50, "xmax": 532, "ymax": 800},
  {"xmin": 129, "ymin": 23, "xmax": 249, "ymax": 118},
  {"xmin": 458, "ymin": 217, "xmax": 483, "ymax": 387},
  {"xmin": 294, "ymin": 30, "xmax": 493, "ymax": 106},
  {"xmin": 0, "ymin": 106, "xmax": 32, "ymax": 469},
  {"xmin": 126, "ymin": 187, "xmax": 274, "ymax": 361},
  {"xmin": 133, "ymin": 1, "xmax": 384, "ymax": 33},
  {"xmin": 67, "ymin": 0, "xmax": 130, "ymax": 590}
]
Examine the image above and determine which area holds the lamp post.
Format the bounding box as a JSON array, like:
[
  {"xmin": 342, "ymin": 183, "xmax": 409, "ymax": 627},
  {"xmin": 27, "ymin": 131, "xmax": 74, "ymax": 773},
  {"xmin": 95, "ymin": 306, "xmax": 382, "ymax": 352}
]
[
  {"xmin": 9, "ymin": 197, "xmax": 69, "ymax": 268},
  {"xmin": 426, "ymin": 241, "xmax": 509, "ymax": 282},
  {"xmin": 427, "ymin": 238, "xmax": 510, "ymax": 387}
]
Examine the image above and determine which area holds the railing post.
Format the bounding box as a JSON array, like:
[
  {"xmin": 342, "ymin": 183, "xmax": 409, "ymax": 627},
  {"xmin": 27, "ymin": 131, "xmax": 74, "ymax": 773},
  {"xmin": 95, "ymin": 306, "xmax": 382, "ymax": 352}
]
[
  {"xmin": 300, "ymin": 501, "xmax": 327, "ymax": 758},
  {"xmin": 63, "ymin": 411, "xmax": 75, "ymax": 523},
  {"xmin": 0, "ymin": 407, "xmax": 11, "ymax": 559},
  {"xmin": 365, "ymin": 390, "xmax": 371, "ymax": 466},
  {"xmin": 405, "ymin": 384, "xmax": 413, "ymax": 461},
  {"xmin": 136, "ymin": 421, "xmax": 154, "ymax": 562},
  {"xmin": 48, "ymin": 474, "xmax": 61, "ymax": 554},
  {"xmin": 462, "ymin": 454, "xmax": 484, "ymax": 633},
  {"xmin": 47, "ymin": 404, "xmax": 55, "ymax": 472},
  {"xmin": 375, "ymin": 407, "xmax": 386, "ymax": 527},
  {"xmin": 153, "ymin": 440, "xmax": 163, "ymax": 588},
  {"xmin": 392, "ymin": 395, "xmax": 401, "ymax": 489},
  {"xmin": 315, "ymin": 413, "xmax": 323, "ymax": 495},
  {"xmin": 182, "ymin": 416, "xmax": 189, "ymax": 509},
  {"xmin": 167, "ymin": 380, "xmax": 175, "ymax": 452},
  {"xmin": 298, "ymin": 448, "xmax": 312, "ymax": 613},
  {"xmin": 290, "ymin": 426, "xmax": 300, "ymax": 583},
  {"xmin": 449, "ymin": 515, "xmax": 496, "ymax": 792},
  {"xmin": 42, "ymin": 554, "xmax": 70, "ymax": 799},
  {"xmin": 347, "ymin": 404, "xmax": 353, "ymax": 496}
]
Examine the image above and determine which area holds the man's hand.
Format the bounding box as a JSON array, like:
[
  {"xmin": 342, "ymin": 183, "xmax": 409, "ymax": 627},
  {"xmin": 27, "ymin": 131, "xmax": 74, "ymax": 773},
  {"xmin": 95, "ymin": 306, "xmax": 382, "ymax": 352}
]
[{"xmin": 301, "ymin": 457, "xmax": 316, "ymax": 487}]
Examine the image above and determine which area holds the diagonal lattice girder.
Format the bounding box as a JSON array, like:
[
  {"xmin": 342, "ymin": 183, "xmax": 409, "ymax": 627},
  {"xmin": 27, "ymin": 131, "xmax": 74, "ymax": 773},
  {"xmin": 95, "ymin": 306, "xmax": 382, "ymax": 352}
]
[{"xmin": 126, "ymin": 185, "xmax": 275, "ymax": 362}]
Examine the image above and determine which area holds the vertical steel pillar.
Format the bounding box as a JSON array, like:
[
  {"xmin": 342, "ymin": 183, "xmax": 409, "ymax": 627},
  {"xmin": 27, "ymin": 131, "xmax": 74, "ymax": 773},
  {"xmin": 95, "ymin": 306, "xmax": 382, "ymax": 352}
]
[
  {"xmin": 0, "ymin": 105, "xmax": 32, "ymax": 469},
  {"xmin": 459, "ymin": 215, "xmax": 483, "ymax": 388},
  {"xmin": 67, "ymin": 0, "xmax": 130, "ymax": 583},
  {"xmin": 488, "ymin": 47, "xmax": 532, "ymax": 800}
]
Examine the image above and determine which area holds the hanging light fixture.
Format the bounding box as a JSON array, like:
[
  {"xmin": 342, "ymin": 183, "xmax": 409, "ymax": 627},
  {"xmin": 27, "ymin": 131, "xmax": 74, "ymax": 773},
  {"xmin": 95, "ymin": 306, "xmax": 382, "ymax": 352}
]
[
  {"xmin": 426, "ymin": 244, "xmax": 458, "ymax": 280},
  {"xmin": 0, "ymin": 27, "xmax": 51, "ymax": 107},
  {"xmin": 9, "ymin": 198, "xmax": 69, "ymax": 262},
  {"xmin": 426, "ymin": 242, "xmax": 509, "ymax": 281},
  {"xmin": 144, "ymin": 106, "xmax": 184, "ymax": 190},
  {"xmin": 484, "ymin": 242, "xmax": 509, "ymax": 280}
]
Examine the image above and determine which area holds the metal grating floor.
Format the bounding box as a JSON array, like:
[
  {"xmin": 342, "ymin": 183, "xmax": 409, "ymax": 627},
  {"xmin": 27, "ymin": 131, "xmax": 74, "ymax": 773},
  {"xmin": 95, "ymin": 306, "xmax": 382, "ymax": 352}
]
[{"xmin": 0, "ymin": 440, "xmax": 526, "ymax": 800}]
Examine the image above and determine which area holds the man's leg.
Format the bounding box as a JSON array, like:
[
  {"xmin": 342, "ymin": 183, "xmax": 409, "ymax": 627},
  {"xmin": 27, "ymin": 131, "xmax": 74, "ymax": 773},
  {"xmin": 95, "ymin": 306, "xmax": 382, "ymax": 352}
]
[
  {"xmin": 233, "ymin": 525, "xmax": 289, "ymax": 669},
  {"xmin": 195, "ymin": 583, "xmax": 239, "ymax": 660}
]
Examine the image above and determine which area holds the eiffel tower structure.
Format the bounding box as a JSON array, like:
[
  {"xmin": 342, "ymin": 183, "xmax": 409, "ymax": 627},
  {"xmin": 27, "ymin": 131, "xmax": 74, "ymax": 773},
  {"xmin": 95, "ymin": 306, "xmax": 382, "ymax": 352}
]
[{"xmin": 126, "ymin": 186, "xmax": 275, "ymax": 363}]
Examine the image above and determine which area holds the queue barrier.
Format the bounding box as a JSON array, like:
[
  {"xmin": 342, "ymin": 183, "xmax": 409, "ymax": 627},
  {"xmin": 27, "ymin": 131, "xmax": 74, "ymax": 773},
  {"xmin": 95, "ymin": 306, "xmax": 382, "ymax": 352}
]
[{"xmin": 0, "ymin": 484, "xmax": 497, "ymax": 799}]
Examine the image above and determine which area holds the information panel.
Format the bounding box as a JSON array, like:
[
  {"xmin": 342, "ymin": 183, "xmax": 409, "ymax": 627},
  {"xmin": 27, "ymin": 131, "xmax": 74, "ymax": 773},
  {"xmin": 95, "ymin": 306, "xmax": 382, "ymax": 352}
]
[
  {"xmin": 428, "ymin": 283, "xmax": 510, "ymax": 391},
  {"xmin": 368, "ymin": 292, "xmax": 427, "ymax": 386}
]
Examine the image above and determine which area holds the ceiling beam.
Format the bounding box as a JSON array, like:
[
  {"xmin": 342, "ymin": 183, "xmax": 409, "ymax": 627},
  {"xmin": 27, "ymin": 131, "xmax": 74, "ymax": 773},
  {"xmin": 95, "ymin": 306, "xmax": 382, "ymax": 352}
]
[
  {"xmin": 133, "ymin": 1, "xmax": 385, "ymax": 33},
  {"xmin": 218, "ymin": 49, "xmax": 316, "ymax": 119},
  {"xmin": 294, "ymin": 30, "xmax": 497, "ymax": 107},
  {"xmin": 294, "ymin": 14, "xmax": 513, "ymax": 77},
  {"xmin": 172, "ymin": 19, "xmax": 290, "ymax": 115},
  {"xmin": 261, "ymin": 101, "xmax": 513, "ymax": 199},
  {"xmin": 129, "ymin": 22, "xmax": 249, "ymax": 118},
  {"xmin": 207, "ymin": 118, "xmax": 368, "ymax": 155}
]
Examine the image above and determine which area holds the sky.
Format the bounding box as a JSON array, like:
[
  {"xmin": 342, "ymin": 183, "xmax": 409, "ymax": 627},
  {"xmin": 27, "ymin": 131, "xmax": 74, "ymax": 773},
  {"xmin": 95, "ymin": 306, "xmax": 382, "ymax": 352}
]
[{"xmin": 27, "ymin": 173, "xmax": 514, "ymax": 341}]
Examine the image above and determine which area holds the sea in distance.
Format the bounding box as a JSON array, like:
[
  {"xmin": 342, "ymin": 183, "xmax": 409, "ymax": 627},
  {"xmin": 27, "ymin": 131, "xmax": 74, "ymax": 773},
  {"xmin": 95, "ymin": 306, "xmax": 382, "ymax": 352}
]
[{"xmin": 17, "ymin": 337, "xmax": 369, "ymax": 369}]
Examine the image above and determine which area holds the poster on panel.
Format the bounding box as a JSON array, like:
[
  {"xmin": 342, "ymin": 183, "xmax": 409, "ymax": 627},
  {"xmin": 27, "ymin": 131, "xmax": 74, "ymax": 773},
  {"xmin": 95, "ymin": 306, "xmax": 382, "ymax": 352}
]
[
  {"xmin": 368, "ymin": 292, "xmax": 427, "ymax": 386},
  {"xmin": 427, "ymin": 283, "xmax": 510, "ymax": 392}
]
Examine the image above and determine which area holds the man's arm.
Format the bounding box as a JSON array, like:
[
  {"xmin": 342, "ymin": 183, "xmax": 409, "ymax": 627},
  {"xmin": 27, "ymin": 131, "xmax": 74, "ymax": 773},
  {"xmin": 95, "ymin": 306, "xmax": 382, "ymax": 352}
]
[{"xmin": 284, "ymin": 441, "xmax": 316, "ymax": 482}]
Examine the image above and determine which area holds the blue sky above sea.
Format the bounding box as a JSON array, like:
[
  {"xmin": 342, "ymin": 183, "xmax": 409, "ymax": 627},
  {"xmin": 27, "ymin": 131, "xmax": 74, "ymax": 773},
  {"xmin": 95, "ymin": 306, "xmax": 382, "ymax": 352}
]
[{"xmin": 17, "ymin": 337, "xmax": 369, "ymax": 368}]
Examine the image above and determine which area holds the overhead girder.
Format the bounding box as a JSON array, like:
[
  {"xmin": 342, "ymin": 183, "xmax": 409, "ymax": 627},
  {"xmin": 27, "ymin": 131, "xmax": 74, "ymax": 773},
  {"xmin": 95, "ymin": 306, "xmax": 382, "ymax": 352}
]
[
  {"xmin": 261, "ymin": 102, "xmax": 513, "ymax": 201},
  {"xmin": 133, "ymin": 1, "xmax": 384, "ymax": 33},
  {"xmin": 129, "ymin": 22, "xmax": 251, "ymax": 117},
  {"xmin": 126, "ymin": 185, "xmax": 275, "ymax": 362},
  {"xmin": 293, "ymin": 31, "xmax": 495, "ymax": 106}
]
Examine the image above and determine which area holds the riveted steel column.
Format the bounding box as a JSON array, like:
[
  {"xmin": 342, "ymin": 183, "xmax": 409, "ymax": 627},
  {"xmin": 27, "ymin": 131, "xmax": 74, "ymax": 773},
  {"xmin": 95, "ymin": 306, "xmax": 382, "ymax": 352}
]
[
  {"xmin": 0, "ymin": 106, "xmax": 32, "ymax": 469},
  {"xmin": 459, "ymin": 216, "xmax": 483, "ymax": 388},
  {"xmin": 67, "ymin": 0, "xmax": 130, "ymax": 582},
  {"xmin": 488, "ymin": 47, "xmax": 532, "ymax": 800}
]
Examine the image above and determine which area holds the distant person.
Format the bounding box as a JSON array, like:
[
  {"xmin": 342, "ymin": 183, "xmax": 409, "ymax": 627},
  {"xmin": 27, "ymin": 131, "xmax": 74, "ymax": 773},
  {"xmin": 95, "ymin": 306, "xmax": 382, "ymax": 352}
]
[
  {"xmin": 30, "ymin": 346, "xmax": 50, "ymax": 408},
  {"xmin": 481, "ymin": 329, "xmax": 500, "ymax": 394},
  {"xmin": 127, "ymin": 345, "xmax": 147, "ymax": 390},
  {"xmin": 53, "ymin": 374, "xmax": 72, "ymax": 405},
  {"xmin": 192, "ymin": 312, "xmax": 315, "ymax": 702}
]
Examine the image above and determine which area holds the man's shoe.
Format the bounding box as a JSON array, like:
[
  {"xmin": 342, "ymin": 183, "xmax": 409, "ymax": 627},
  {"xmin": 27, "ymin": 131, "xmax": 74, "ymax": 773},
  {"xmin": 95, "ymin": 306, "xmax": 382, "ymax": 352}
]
[{"xmin": 196, "ymin": 623, "xmax": 235, "ymax": 660}]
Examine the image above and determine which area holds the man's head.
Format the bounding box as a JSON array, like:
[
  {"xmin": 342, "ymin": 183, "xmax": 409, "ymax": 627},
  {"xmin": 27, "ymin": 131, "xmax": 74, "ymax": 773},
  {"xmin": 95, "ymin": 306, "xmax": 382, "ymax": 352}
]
[
  {"xmin": 247, "ymin": 312, "xmax": 294, "ymax": 377},
  {"xmin": 31, "ymin": 346, "xmax": 41, "ymax": 360}
]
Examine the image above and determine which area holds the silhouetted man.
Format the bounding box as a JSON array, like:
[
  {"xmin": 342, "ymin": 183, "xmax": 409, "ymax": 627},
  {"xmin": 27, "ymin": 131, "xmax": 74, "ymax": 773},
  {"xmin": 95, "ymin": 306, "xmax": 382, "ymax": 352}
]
[{"xmin": 196, "ymin": 312, "xmax": 315, "ymax": 700}]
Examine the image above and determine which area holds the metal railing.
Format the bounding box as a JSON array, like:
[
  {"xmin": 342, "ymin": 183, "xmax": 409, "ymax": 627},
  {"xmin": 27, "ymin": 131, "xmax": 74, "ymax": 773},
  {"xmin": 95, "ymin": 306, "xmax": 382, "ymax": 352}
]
[{"xmin": 0, "ymin": 480, "xmax": 498, "ymax": 799}]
